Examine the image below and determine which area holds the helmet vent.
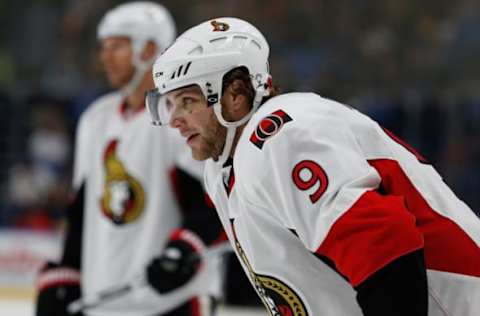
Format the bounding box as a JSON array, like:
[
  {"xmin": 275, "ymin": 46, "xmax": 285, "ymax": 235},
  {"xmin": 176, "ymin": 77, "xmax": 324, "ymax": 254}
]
[
  {"xmin": 250, "ymin": 40, "xmax": 261, "ymax": 50},
  {"xmin": 234, "ymin": 35, "xmax": 247, "ymax": 39},
  {"xmin": 188, "ymin": 46, "xmax": 203, "ymax": 55},
  {"xmin": 231, "ymin": 35, "xmax": 249, "ymax": 49},
  {"xmin": 209, "ymin": 37, "xmax": 228, "ymax": 47}
]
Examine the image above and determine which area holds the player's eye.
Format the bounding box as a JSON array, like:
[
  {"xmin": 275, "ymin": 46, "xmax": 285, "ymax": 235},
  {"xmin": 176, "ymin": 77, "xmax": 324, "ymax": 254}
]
[{"xmin": 182, "ymin": 97, "xmax": 195, "ymax": 112}]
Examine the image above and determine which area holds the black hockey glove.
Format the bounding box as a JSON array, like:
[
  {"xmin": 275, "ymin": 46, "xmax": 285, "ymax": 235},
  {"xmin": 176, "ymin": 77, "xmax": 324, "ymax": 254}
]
[
  {"xmin": 146, "ymin": 229, "xmax": 205, "ymax": 294},
  {"xmin": 35, "ymin": 262, "xmax": 83, "ymax": 316}
]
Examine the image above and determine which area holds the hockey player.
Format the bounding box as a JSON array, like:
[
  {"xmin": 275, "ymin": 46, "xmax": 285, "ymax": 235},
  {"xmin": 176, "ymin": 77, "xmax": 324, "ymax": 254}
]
[
  {"xmin": 146, "ymin": 17, "xmax": 480, "ymax": 316},
  {"xmin": 35, "ymin": 3, "xmax": 223, "ymax": 316}
]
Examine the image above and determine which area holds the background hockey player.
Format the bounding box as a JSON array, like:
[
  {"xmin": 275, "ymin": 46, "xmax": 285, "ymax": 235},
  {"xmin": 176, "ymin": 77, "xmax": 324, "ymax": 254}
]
[
  {"xmin": 35, "ymin": 3, "xmax": 224, "ymax": 316},
  {"xmin": 146, "ymin": 17, "xmax": 480, "ymax": 316}
]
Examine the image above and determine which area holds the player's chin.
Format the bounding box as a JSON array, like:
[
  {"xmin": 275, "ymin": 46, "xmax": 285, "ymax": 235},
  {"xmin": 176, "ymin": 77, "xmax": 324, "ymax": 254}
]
[
  {"xmin": 108, "ymin": 79, "xmax": 124, "ymax": 89},
  {"xmin": 191, "ymin": 147, "xmax": 211, "ymax": 161}
]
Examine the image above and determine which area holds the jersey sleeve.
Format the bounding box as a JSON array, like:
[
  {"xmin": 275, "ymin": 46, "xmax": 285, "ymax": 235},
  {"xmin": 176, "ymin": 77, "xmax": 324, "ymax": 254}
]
[
  {"xmin": 237, "ymin": 105, "xmax": 424, "ymax": 288},
  {"xmin": 72, "ymin": 111, "xmax": 93, "ymax": 190},
  {"xmin": 60, "ymin": 183, "xmax": 84, "ymax": 269},
  {"xmin": 60, "ymin": 110, "xmax": 93, "ymax": 269}
]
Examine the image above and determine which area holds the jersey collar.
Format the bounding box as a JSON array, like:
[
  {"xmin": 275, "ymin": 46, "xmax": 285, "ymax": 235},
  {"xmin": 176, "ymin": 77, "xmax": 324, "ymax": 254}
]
[{"xmin": 118, "ymin": 100, "xmax": 145, "ymax": 120}]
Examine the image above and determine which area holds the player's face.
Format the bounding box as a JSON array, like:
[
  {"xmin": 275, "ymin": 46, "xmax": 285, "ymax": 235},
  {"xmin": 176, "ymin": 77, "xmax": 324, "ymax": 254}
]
[
  {"xmin": 167, "ymin": 86, "xmax": 226, "ymax": 161},
  {"xmin": 99, "ymin": 37, "xmax": 135, "ymax": 88}
]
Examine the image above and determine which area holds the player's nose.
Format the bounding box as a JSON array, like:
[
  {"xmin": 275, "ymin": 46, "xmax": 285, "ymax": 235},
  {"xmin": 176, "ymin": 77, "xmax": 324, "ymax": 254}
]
[{"xmin": 170, "ymin": 114, "xmax": 186, "ymax": 130}]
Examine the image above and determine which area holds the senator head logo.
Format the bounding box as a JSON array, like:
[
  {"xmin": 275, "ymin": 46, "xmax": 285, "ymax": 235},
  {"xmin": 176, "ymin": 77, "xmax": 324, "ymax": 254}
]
[
  {"xmin": 231, "ymin": 222, "xmax": 308, "ymax": 316},
  {"xmin": 250, "ymin": 109, "xmax": 293, "ymax": 149},
  {"xmin": 100, "ymin": 140, "xmax": 145, "ymax": 225}
]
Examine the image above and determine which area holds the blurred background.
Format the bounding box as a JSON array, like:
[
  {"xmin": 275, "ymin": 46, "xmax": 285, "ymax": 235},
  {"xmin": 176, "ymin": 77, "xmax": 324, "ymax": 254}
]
[{"xmin": 0, "ymin": 0, "xmax": 479, "ymax": 314}]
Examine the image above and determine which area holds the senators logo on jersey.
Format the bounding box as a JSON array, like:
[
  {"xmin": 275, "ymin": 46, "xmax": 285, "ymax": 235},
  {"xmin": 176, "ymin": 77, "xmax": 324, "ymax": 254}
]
[
  {"xmin": 231, "ymin": 222, "xmax": 308, "ymax": 316},
  {"xmin": 250, "ymin": 109, "xmax": 292, "ymax": 149},
  {"xmin": 100, "ymin": 140, "xmax": 145, "ymax": 225}
]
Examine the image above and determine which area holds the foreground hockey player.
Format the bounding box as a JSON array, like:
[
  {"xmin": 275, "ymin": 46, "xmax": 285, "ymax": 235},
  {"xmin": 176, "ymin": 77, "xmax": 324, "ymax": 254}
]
[
  {"xmin": 35, "ymin": 3, "xmax": 223, "ymax": 316},
  {"xmin": 146, "ymin": 17, "xmax": 480, "ymax": 316}
]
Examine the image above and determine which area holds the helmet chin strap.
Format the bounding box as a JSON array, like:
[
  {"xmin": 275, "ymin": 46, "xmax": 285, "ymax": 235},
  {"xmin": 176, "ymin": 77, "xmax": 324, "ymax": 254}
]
[
  {"xmin": 120, "ymin": 40, "xmax": 156, "ymax": 98},
  {"xmin": 217, "ymin": 126, "xmax": 236, "ymax": 165},
  {"xmin": 120, "ymin": 64, "xmax": 148, "ymax": 97},
  {"xmin": 213, "ymin": 77, "xmax": 270, "ymax": 165}
]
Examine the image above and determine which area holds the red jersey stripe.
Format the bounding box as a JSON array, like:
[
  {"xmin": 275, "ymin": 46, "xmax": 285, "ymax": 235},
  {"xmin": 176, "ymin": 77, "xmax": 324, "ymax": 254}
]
[
  {"xmin": 368, "ymin": 159, "xmax": 480, "ymax": 277},
  {"xmin": 316, "ymin": 189, "xmax": 424, "ymax": 287},
  {"xmin": 190, "ymin": 297, "xmax": 201, "ymax": 316}
]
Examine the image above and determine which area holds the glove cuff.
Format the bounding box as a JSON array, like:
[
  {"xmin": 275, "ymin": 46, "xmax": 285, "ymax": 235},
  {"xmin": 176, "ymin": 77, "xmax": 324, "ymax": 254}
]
[
  {"xmin": 37, "ymin": 263, "xmax": 81, "ymax": 291},
  {"xmin": 169, "ymin": 229, "xmax": 206, "ymax": 253}
]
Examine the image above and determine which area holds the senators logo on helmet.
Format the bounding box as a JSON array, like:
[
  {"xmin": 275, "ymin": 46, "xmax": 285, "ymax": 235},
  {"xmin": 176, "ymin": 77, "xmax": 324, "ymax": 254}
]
[
  {"xmin": 211, "ymin": 20, "xmax": 230, "ymax": 32},
  {"xmin": 250, "ymin": 109, "xmax": 293, "ymax": 149}
]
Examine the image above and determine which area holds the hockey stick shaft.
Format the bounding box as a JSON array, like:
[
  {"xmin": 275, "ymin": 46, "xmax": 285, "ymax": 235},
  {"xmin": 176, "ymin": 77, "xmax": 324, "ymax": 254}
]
[{"xmin": 67, "ymin": 242, "xmax": 232, "ymax": 314}]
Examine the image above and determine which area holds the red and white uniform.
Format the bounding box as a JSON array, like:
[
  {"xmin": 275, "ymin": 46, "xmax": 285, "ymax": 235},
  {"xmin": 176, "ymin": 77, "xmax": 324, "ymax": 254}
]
[
  {"xmin": 204, "ymin": 92, "xmax": 480, "ymax": 316},
  {"xmin": 74, "ymin": 91, "xmax": 219, "ymax": 316}
]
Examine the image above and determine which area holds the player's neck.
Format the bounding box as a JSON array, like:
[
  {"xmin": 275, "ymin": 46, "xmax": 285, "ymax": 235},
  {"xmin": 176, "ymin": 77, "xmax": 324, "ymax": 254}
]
[{"xmin": 125, "ymin": 91, "xmax": 146, "ymax": 111}]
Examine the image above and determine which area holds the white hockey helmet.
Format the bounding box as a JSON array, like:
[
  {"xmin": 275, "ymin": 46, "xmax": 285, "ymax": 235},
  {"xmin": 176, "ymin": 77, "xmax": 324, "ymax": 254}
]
[
  {"xmin": 147, "ymin": 17, "xmax": 271, "ymax": 128},
  {"xmin": 147, "ymin": 17, "xmax": 271, "ymax": 163},
  {"xmin": 97, "ymin": 1, "xmax": 176, "ymax": 95}
]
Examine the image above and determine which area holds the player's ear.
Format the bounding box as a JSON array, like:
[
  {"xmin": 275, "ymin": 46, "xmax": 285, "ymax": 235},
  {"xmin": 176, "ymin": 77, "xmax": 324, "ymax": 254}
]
[{"xmin": 140, "ymin": 41, "xmax": 157, "ymax": 61}]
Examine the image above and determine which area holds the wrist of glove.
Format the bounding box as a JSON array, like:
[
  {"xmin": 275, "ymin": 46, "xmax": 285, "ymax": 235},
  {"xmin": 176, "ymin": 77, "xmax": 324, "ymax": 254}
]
[
  {"xmin": 147, "ymin": 229, "xmax": 205, "ymax": 294},
  {"xmin": 35, "ymin": 262, "xmax": 83, "ymax": 316}
]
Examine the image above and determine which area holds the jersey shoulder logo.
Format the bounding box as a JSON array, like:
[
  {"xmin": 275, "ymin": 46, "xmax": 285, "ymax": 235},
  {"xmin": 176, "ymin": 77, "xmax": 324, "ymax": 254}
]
[
  {"xmin": 100, "ymin": 140, "xmax": 145, "ymax": 225},
  {"xmin": 250, "ymin": 109, "xmax": 293, "ymax": 149}
]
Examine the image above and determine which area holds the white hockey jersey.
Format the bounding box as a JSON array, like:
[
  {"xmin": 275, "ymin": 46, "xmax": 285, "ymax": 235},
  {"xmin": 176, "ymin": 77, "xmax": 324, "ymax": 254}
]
[
  {"xmin": 73, "ymin": 91, "xmax": 219, "ymax": 316},
  {"xmin": 204, "ymin": 92, "xmax": 480, "ymax": 316}
]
